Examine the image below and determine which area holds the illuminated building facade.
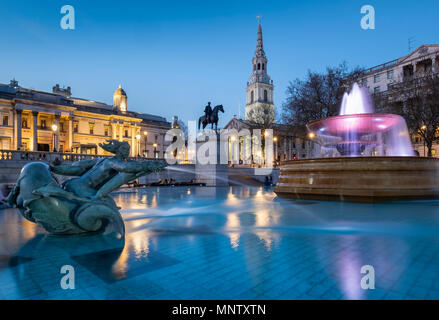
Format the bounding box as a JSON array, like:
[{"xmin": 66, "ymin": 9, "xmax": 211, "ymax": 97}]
[{"xmin": 0, "ymin": 80, "xmax": 171, "ymax": 158}]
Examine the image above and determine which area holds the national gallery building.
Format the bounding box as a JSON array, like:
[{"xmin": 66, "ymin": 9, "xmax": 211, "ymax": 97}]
[{"xmin": 0, "ymin": 80, "xmax": 172, "ymax": 158}]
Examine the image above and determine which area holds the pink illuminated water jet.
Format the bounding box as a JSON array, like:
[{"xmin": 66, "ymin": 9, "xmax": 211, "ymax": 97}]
[{"xmin": 307, "ymin": 83, "xmax": 414, "ymax": 157}]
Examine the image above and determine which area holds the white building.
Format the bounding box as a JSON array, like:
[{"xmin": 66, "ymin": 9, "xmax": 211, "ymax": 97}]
[
  {"xmin": 357, "ymin": 45, "xmax": 439, "ymax": 95},
  {"xmin": 224, "ymin": 21, "xmax": 314, "ymax": 166},
  {"xmin": 356, "ymin": 45, "xmax": 439, "ymax": 156}
]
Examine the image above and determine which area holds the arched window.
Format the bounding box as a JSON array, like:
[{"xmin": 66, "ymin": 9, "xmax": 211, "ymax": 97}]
[
  {"xmin": 262, "ymin": 63, "xmax": 265, "ymax": 70},
  {"xmin": 250, "ymin": 91, "xmax": 254, "ymax": 103},
  {"xmin": 264, "ymin": 90, "xmax": 268, "ymax": 102},
  {"xmin": 258, "ymin": 63, "xmax": 261, "ymax": 70}
]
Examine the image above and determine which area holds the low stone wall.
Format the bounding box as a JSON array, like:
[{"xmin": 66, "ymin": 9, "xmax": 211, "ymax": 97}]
[{"xmin": 0, "ymin": 151, "xmax": 279, "ymax": 187}]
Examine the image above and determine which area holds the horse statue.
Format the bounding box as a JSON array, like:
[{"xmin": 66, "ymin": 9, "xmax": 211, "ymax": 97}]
[
  {"xmin": 6, "ymin": 139, "xmax": 166, "ymax": 236},
  {"xmin": 198, "ymin": 104, "xmax": 224, "ymax": 131}
]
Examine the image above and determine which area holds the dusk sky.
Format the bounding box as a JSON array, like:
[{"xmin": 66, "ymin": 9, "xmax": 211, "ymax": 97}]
[{"xmin": 1, "ymin": 0, "xmax": 438, "ymax": 126}]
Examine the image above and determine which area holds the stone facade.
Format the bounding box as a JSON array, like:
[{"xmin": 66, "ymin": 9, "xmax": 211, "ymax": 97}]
[
  {"xmin": 0, "ymin": 80, "xmax": 172, "ymax": 158},
  {"xmin": 357, "ymin": 45, "xmax": 439, "ymax": 95},
  {"xmin": 355, "ymin": 45, "xmax": 439, "ymax": 157}
]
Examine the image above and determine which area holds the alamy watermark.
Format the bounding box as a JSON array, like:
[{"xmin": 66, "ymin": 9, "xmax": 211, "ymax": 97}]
[
  {"xmin": 164, "ymin": 123, "xmax": 274, "ymax": 175},
  {"xmin": 60, "ymin": 5, "xmax": 75, "ymax": 30},
  {"xmin": 360, "ymin": 265, "xmax": 375, "ymax": 290},
  {"xmin": 60, "ymin": 265, "xmax": 75, "ymax": 290},
  {"xmin": 361, "ymin": 5, "xmax": 375, "ymax": 30}
]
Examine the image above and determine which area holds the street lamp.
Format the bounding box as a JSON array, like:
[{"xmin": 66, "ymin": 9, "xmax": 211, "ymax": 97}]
[
  {"xmin": 420, "ymin": 126, "xmax": 427, "ymax": 156},
  {"xmin": 51, "ymin": 124, "xmax": 58, "ymax": 152},
  {"xmin": 136, "ymin": 134, "xmax": 141, "ymax": 157}
]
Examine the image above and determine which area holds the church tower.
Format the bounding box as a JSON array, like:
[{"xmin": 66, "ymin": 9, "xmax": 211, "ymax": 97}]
[{"xmin": 245, "ymin": 20, "xmax": 275, "ymax": 125}]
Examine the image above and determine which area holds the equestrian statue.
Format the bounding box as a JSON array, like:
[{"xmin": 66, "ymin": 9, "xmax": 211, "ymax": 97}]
[
  {"xmin": 198, "ymin": 102, "xmax": 224, "ymax": 131},
  {"xmin": 6, "ymin": 139, "xmax": 166, "ymax": 236}
]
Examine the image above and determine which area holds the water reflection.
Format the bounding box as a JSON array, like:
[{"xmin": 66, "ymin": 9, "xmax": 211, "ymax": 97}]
[{"xmin": 1, "ymin": 186, "xmax": 439, "ymax": 299}]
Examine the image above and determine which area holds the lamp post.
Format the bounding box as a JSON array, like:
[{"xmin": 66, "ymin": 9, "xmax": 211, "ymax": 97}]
[
  {"xmin": 421, "ymin": 125, "xmax": 427, "ymax": 157},
  {"xmin": 51, "ymin": 124, "xmax": 58, "ymax": 152},
  {"xmin": 136, "ymin": 134, "xmax": 141, "ymax": 157},
  {"xmin": 143, "ymin": 130, "xmax": 148, "ymax": 157}
]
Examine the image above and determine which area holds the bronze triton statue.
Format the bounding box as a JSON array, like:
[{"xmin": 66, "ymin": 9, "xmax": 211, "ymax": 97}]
[
  {"xmin": 6, "ymin": 139, "xmax": 166, "ymax": 236},
  {"xmin": 198, "ymin": 102, "xmax": 224, "ymax": 131}
]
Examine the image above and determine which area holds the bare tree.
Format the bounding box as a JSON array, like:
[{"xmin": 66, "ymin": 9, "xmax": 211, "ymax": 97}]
[
  {"xmin": 385, "ymin": 72, "xmax": 439, "ymax": 157},
  {"xmin": 281, "ymin": 62, "xmax": 364, "ymax": 136}
]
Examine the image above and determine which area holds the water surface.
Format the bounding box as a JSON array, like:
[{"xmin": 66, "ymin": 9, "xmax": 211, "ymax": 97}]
[{"xmin": 0, "ymin": 186, "xmax": 438, "ymax": 299}]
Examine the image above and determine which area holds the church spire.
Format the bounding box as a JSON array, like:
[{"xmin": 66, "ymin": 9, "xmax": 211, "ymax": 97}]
[{"xmin": 255, "ymin": 17, "xmax": 265, "ymax": 58}]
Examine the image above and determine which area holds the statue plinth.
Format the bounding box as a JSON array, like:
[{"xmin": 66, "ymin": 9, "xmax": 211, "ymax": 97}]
[{"xmin": 195, "ymin": 130, "xmax": 229, "ymax": 187}]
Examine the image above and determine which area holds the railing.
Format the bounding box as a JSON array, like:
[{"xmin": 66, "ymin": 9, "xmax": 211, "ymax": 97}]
[{"xmin": 363, "ymin": 59, "xmax": 400, "ymax": 75}]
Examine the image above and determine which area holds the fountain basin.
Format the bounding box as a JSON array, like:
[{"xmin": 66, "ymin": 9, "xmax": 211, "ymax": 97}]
[
  {"xmin": 274, "ymin": 157, "xmax": 439, "ymax": 202},
  {"xmin": 307, "ymin": 113, "xmax": 404, "ymax": 136}
]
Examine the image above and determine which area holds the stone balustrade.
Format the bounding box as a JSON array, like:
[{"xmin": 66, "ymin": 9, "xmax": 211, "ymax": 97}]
[{"xmin": 0, "ymin": 150, "xmax": 165, "ymax": 163}]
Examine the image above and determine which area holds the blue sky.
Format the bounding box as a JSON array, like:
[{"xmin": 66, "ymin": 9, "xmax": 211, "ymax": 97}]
[{"xmin": 0, "ymin": 0, "xmax": 438, "ymax": 126}]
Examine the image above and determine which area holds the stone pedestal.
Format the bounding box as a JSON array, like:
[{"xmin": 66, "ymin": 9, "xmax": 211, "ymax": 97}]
[{"xmin": 195, "ymin": 130, "xmax": 229, "ymax": 187}]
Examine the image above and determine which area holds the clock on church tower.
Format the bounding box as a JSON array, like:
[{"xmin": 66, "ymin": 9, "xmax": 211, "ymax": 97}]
[{"xmin": 245, "ymin": 20, "xmax": 275, "ymax": 125}]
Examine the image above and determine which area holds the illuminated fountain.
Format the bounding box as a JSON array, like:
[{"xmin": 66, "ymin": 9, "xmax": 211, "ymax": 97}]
[
  {"xmin": 307, "ymin": 83, "xmax": 414, "ymax": 157},
  {"xmin": 275, "ymin": 83, "xmax": 439, "ymax": 202}
]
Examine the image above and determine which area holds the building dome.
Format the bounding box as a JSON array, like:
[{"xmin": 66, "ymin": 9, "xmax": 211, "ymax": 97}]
[
  {"xmin": 113, "ymin": 85, "xmax": 127, "ymax": 113},
  {"xmin": 114, "ymin": 85, "xmax": 127, "ymax": 97}
]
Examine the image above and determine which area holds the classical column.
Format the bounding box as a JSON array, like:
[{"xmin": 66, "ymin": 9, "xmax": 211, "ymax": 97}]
[
  {"xmin": 283, "ymin": 136, "xmax": 287, "ymax": 160},
  {"xmin": 16, "ymin": 110, "xmax": 22, "ymax": 150},
  {"xmin": 433, "ymin": 57, "xmax": 436, "ymax": 73},
  {"xmin": 111, "ymin": 122, "xmax": 117, "ymax": 140},
  {"xmin": 119, "ymin": 122, "xmax": 123, "ymax": 142},
  {"xmin": 32, "ymin": 111, "xmax": 38, "ymax": 151},
  {"xmin": 55, "ymin": 115, "xmax": 60, "ymax": 152},
  {"xmin": 68, "ymin": 117, "xmax": 73, "ymax": 151},
  {"xmin": 131, "ymin": 126, "xmax": 136, "ymax": 157},
  {"xmin": 289, "ymin": 136, "xmax": 292, "ymax": 160}
]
